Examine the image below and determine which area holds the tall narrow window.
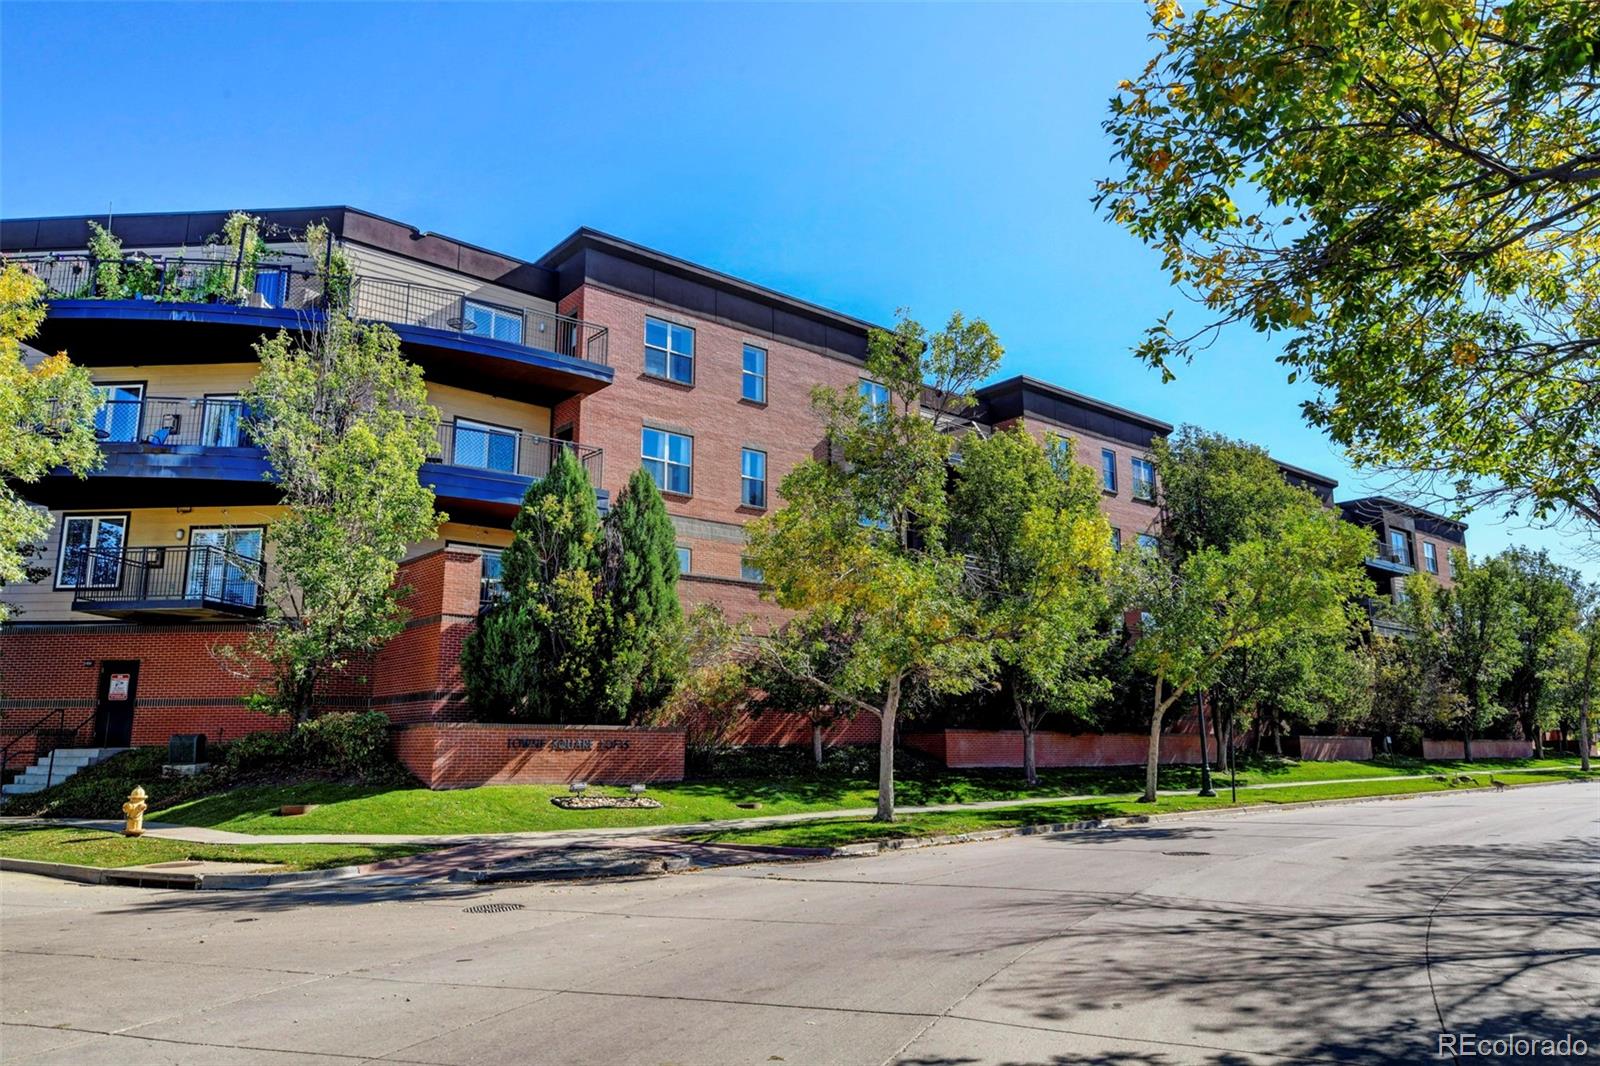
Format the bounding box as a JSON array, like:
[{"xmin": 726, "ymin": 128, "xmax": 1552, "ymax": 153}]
[
  {"xmin": 642, "ymin": 427, "xmax": 693, "ymax": 495},
  {"xmin": 741, "ymin": 448, "xmax": 767, "ymax": 508},
  {"xmin": 55, "ymin": 514, "xmax": 127, "ymax": 589},
  {"xmin": 645, "ymin": 317, "xmax": 695, "ymax": 384},
  {"xmin": 1388, "ymin": 529, "xmax": 1413, "ymax": 566},
  {"xmin": 201, "ymin": 394, "xmax": 245, "ymax": 448},
  {"xmin": 742, "ymin": 345, "xmax": 767, "ymax": 403},
  {"xmin": 480, "ymin": 549, "xmax": 505, "ymax": 603},
  {"xmin": 676, "ymin": 546, "xmax": 692, "ymax": 575},
  {"xmin": 1422, "ymin": 541, "xmax": 1438, "ymax": 574},
  {"xmin": 1110, "ymin": 527, "xmax": 1122, "ymax": 552},
  {"xmin": 1101, "ymin": 449, "xmax": 1118, "ymax": 493},
  {"xmin": 463, "ymin": 300, "xmax": 525, "ymax": 344},
  {"xmin": 1131, "ymin": 457, "xmax": 1156, "ymax": 502},
  {"xmin": 859, "ymin": 379, "xmax": 891, "ymax": 416}
]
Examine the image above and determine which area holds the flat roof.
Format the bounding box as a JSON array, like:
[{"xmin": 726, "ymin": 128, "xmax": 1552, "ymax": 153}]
[
  {"xmin": 975, "ymin": 375, "xmax": 1174, "ymax": 435},
  {"xmin": 1338, "ymin": 495, "xmax": 1469, "ymax": 530}
]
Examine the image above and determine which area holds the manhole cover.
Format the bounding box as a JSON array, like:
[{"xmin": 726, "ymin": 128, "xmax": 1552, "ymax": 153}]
[
  {"xmin": 463, "ymin": 902, "xmax": 526, "ymax": 914},
  {"xmin": 1162, "ymin": 850, "xmax": 1210, "ymax": 857}
]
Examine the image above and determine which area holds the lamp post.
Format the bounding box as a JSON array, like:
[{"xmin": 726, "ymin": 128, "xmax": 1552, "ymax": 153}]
[{"xmin": 1196, "ymin": 690, "xmax": 1217, "ymax": 798}]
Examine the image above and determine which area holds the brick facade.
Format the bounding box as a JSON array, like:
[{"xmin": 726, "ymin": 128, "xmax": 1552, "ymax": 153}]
[
  {"xmin": 1421, "ymin": 738, "xmax": 1534, "ymax": 760},
  {"xmin": 905, "ymin": 729, "xmax": 1211, "ymax": 769},
  {"xmin": 369, "ymin": 549, "xmax": 481, "ymax": 725},
  {"xmin": 393, "ymin": 722, "xmax": 686, "ymax": 788}
]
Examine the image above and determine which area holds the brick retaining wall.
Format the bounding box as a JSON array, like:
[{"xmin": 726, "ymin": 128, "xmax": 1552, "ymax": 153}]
[
  {"xmin": 393, "ymin": 722, "xmax": 686, "ymax": 788},
  {"xmin": 904, "ymin": 730, "xmax": 1209, "ymax": 769},
  {"xmin": 1421, "ymin": 738, "xmax": 1535, "ymax": 760},
  {"xmin": 1296, "ymin": 736, "xmax": 1373, "ymax": 761}
]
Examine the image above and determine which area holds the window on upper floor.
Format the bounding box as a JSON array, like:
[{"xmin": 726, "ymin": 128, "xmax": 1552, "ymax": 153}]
[
  {"xmin": 1388, "ymin": 528, "xmax": 1413, "ymax": 566},
  {"xmin": 1137, "ymin": 533, "xmax": 1159, "ymax": 551},
  {"xmin": 676, "ymin": 546, "xmax": 691, "ymax": 575},
  {"xmin": 1423, "ymin": 541, "xmax": 1439, "ymax": 574},
  {"xmin": 1131, "ymin": 457, "xmax": 1156, "ymax": 502},
  {"xmin": 645, "ymin": 316, "xmax": 695, "ymax": 384},
  {"xmin": 742, "ymin": 345, "xmax": 767, "ymax": 403},
  {"xmin": 463, "ymin": 299, "xmax": 525, "ymax": 345},
  {"xmin": 55, "ymin": 514, "xmax": 127, "ymax": 589},
  {"xmin": 449, "ymin": 418, "xmax": 520, "ymax": 474},
  {"xmin": 741, "ymin": 448, "xmax": 767, "ymax": 509},
  {"xmin": 1110, "ymin": 527, "xmax": 1122, "ymax": 552},
  {"xmin": 93, "ymin": 383, "xmax": 144, "ymax": 443},
  {"xmin": 201, "ymin": 394, "xmax": 246, "ymax": 448},
  {"xmin": 859, "ymin": 379, "xmax": 891, "ymax": 417},
  {"xmin": 642, "ymin": 427, "xmax": 693, "ymax": 495},
  {"xmin": 1101, "ymin": 449, "xmax": 1118, "ymax": 493},
  {"xmin": 741, "ymin": 556, "xmax": 764, "ymax": 583}
]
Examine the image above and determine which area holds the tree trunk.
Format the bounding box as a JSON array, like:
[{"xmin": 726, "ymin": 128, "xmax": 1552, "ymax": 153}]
[
  {"xmin": 1581, "ymin": 625, "xmax": 1597, "ymax": 774},
  {"xmin": 874, "ymin": 675, "xmax": 901, "ymax": 822},
  {"xmin": 811, "ymin": 721, "xmax": 824, "ymax": 768},
  {"xmin": 1463, "ymin": 723, "xmax": 1473, "ymax": 762},
  {"xmin": 1580, "ymin": 702, "xmax": 1592, "ymax": 774},
  {"xmin": 1272, "ymin": 708, "xmax": 1283, "ymax": 755},
  {"xmin": 1012, "ymin": 685, "xmax": 1037, "ymax": 786},
  {"xmin": 1211, "ymin": 698, "xmax": 1227, "ymax": 770},
  {"xmin": 1143, "ymin": 677, "xmax": 1167, "ymax": 803}
]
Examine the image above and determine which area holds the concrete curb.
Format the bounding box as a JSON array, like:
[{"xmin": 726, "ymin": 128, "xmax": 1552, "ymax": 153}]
[
  {"xmin": 0, "ymin": 855, "xmax": 370, "ymax": 890},
  {"xmin": 449, "ymin": 855, "xmax": 689, "ymax": 884}
]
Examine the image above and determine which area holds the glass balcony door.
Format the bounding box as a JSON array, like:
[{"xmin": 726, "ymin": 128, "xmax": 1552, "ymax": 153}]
[
  {"xmin": 93, "ymin": 383, "xmax": 144, "ymax": 443},
  {"xmin": 186, "ymin": 527, "xmax": 264, "ymax": 607},
  {"xmin": 450, "ymin": 419, "xmax": 519, "ymax": 473},
  {"xmin": 201, "ymin": 395, "xmax": 246, "ymax": 447}
]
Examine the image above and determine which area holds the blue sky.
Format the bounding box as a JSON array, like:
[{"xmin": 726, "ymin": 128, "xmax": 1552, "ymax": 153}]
[{"xmin": 3, "ymin": 2, "xmax": 1591, "ymax": 578}]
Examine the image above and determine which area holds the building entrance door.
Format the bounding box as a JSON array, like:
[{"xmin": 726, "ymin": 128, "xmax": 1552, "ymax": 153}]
[{"xmin": 94, "ymin": 660, "xmax": 139, "ymax": 747}]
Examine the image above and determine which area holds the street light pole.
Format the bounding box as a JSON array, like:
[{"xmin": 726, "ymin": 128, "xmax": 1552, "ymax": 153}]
[{"xmin": 1196, "ymin": 690, "xmax": 1216, "ymax": 798}]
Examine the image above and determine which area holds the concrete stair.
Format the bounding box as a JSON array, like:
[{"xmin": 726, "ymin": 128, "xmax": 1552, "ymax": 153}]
[{"xmin": 1, "ymin": 748, "xmax": 128, "ymax": 796}]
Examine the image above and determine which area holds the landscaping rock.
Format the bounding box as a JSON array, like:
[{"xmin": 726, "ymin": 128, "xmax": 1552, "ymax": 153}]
[{"xmin": 549, "ymin": 795, "xmax": 663, "ymax": 810}]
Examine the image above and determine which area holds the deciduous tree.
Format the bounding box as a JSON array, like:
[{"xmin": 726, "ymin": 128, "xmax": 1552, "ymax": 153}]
[
  {"xmin": 1100, "ymin": 0, "xmax": 1600, "ymax": 543},
  {"xmin": 0, "ymin": 265, "xmax": 100, "ymax": 623}
]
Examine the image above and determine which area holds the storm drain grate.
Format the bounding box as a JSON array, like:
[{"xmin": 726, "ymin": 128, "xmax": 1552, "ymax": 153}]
[{"xmin": 463, "ymin": 902, "xmax": 526, "ymax": 914}]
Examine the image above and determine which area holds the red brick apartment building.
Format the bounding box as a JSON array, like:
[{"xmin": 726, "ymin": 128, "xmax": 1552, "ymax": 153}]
[{"xmin": 0, "ymin": 206, "xmax": 1464, "ymax": 782}]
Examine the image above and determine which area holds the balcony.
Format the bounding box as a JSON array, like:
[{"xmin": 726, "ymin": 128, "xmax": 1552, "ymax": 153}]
[
  {"xmin": 425, "ymin": 421, "xmax": 605, "ymax": 519},
  {"xmin": 1366, "ymin": 548, "xmax": 1415, "ymax": 575},
  {"xmin": 68, "ymin": 545, "xmax": 266, "ymax": 620},
  {"xmin": 3, "ymin": 251, "xmax": 613, "ymax": 397}
]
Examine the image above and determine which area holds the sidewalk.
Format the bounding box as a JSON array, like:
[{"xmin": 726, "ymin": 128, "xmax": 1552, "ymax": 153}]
[{"xmin": 4, "ymin": 764, "xmax": 1580, "ymax": 847}]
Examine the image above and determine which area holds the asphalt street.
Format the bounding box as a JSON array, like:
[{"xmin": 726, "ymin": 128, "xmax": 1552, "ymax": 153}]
[{"xmin": 2, "ymin": 784, "xmax": 1596, "ymax": 1065}]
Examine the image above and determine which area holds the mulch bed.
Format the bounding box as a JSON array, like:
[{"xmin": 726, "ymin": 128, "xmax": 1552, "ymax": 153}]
[{"xmin": 550, "ymin": 795, "xmax": 664, "ymax": 810}]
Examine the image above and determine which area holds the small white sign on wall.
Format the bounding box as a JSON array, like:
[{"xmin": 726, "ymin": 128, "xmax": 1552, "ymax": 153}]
[{"xmin": 107, "ymin": 673, "xmax": 131, "ymax": 701}]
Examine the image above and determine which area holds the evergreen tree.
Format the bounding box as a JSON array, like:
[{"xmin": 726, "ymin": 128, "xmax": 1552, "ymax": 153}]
[
  {"xmin": 460, "ymin": 447, "xmax": 606, "ymax": 722},
  {"xmin": 600, "ymin": 467, "xmax": 684, "ymax": 721}
]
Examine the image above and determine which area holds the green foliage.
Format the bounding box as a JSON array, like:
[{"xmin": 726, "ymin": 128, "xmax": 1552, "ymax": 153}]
[
  {"xmin": 1100, "ymin": 0, "xmax": 1600, "ymax": 539},
  {"xmin": 1497, "ymin": 548, "xmax": 1582, "ymax": 746},
  {"xmin": 85, "ymin": 221, "xmax": 124, "ymax": 298},
  {"xmin": 599, "ymin": 467, "xmax": 684, "ymax": 720},
  {"xmin": 304, "ymin": 219, "xmax": 353, "ymax": 308},
  {"xmin": 0, "ymin": 265, "xmax": 101, "ymax": 622},
  {"xmin": 949, "ymin": 423, "xmax": 1115, "ymax": 778},
  {"xmin": 745, "ymin": 309, "xmax": 1004, "ymax": 819},
  {"xmin": 461, "ymin": 447, "xmax": 607, "ymax": 722},
  {"xmin": 289, "ymin": 711, "xmax": 393, "ymax": 776},
  {"xmin": 1153, "ymin": 426, "xmax": 1317, "ymax": 562},
  {"xmin": 223, "ymin": 313, "xmax": 443, "ymax": 722}
]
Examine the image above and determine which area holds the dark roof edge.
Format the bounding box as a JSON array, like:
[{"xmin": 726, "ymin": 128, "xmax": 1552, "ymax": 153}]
[
  {"xmin": 976, "ymin": 374, "xmax": 1175, "ymax": 435},
  {"xmin": 1275, "ymin": 459, "xmax": 1340, "ymax": 489},
  {"xmin": 1337, "ymin": 495, "xmax": 1469, "ymax": 530},
  {"xmin": 536, "ymin": 227, "xmax": 886, "ymax": 336}
]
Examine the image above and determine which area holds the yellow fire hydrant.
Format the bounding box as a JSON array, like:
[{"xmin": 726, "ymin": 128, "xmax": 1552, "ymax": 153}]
[{"xmin": 122, "ymin": 786, "xmax": 147, "ymax": 838}]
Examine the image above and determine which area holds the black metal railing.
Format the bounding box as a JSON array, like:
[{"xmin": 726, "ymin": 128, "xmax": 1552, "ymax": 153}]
[
  {"xmin": 90, "ymin": 396, "xmax": 253, "ymax": 447},
  {"xmin": 431, "ymin": 421, "xmax": 603, "ymax": 486},
  {"xmin": 0, "ymin": 707, "xmax": 97, "ymax": 786},
  {"xmin": 350, "ymin": 276, "xmax": 609, "ymax": 365},
  {"xmin": 4, "ymin": 250, "xmax": 610, "ymax": 366},
  {"xmin": 67, "ymin": 545, "xmax": 266, "ymax": 616}
]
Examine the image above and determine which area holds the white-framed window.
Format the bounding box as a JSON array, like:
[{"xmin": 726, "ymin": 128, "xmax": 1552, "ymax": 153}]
[
  {"xmin": 676, "ymin": 545, "xmax": 691, "ymax": 575},
  {"xmin": 93, "ymin": 383, "xmax": 144, "ymax": 443},
  {"xmin": 1388, "ymin": 528, "xmax": 1413, "ymax": 566},
  {"xmin": 55, "ymin": 514, "xmax": 128, "ymax": 589},
  {"xmin": 859, "ymin": 379, "xmax": 891, "ymax": 416},
  {"xmin": 742, "ymin": 344, "xmax": 767, "ymax": 403},
  {"xmin": 186, "ymin": 526, "xmax": 265, "ymax": 607},
  {"xmin": 463, "ymin": 299, "xmax": 525, "ymax": 345},
  {"xmin": 1423, "ymin": 541, "xmax": 1439, "ymax": 574},
  {"xmin": 1137, "ymin": 533, "xmax": 1159, "ymax": 551},
  {"xmin": 741, "ymin": 556, "xmax": 763, "ymax": 583},
  {"xmin": 1111, "ymin": 527, "xmax": 1122, "ymax": 552},
  {"xmin": 480, "ymin": 549, "xmax": 505, "ymax": 602},
  {"xmin": 741, "ymin": 448, "xmax": 767, "ymax": 508},
  {"xmin": 1101, "ymin": 449, "xmax": 1118, "ymax": 493},
  {"xmin": 449, "ymin": 418, "xmax": 519, "ymax": 474},
  {"xmin": 642, "ymin": 427, "xmax": 693, "ymax": 495},
  {"xmin": 1131, "ymin": 457, "xmax": 1156, "ymax": 502},
  {"xmin": 201, "ymin": 394, "xmax": 245, "ymax": 448},
  {"xmin": 645, "ymin": 316, "xmax": 695, "ymax": 384}
]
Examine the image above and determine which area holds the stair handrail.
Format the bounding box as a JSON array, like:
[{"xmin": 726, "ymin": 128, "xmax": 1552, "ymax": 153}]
[{"xmin": 1, "ymin": 706, "xmax": 103, "ymax": 790}]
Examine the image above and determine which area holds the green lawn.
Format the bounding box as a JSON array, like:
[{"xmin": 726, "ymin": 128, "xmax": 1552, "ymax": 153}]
[
  {"xmin": 688, "ymin": 769, "xmax": 1597, "ymax": 849},
  {"xmin": 149, "ymin": 756, "xmax": 1587, "ymax": 837},
  {"xmin": 0, "ymin": 826, "xmax": 434, "ymax": 872}
]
